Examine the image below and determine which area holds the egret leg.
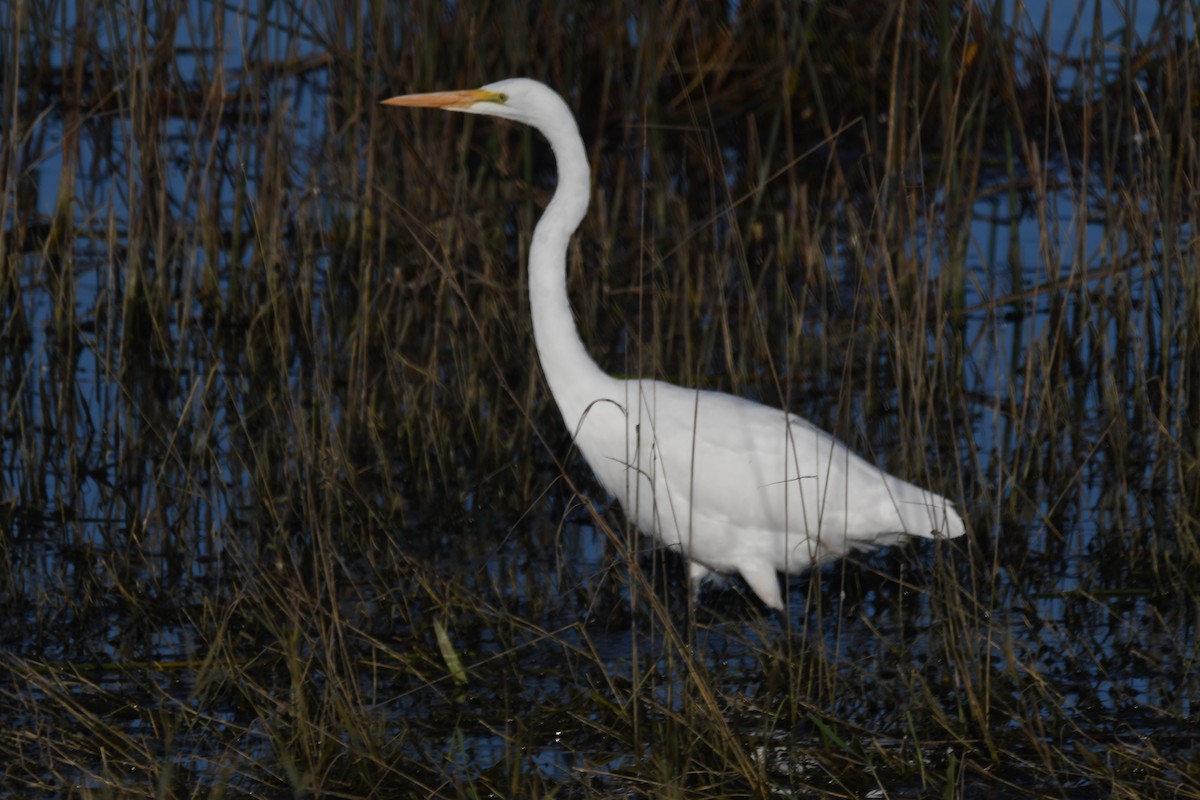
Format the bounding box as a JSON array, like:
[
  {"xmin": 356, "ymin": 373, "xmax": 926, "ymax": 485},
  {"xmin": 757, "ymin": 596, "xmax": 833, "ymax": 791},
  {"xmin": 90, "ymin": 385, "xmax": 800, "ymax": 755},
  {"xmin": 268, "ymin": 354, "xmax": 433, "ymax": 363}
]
[
  {"xmin": 687, "ymin": 561, "xmax": 710, "ymax": 605},
  {"xmin": 739, "ymin": 561, "xmax": 784, "ymax": 611}
]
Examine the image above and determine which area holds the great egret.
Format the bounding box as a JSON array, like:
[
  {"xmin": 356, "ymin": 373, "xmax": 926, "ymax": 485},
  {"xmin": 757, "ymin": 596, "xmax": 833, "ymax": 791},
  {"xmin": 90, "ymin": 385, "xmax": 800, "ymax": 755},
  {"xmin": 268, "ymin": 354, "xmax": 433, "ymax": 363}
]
[{"xmin": 384, "ymin": 78, "xmax": 965, "ymax": 610}]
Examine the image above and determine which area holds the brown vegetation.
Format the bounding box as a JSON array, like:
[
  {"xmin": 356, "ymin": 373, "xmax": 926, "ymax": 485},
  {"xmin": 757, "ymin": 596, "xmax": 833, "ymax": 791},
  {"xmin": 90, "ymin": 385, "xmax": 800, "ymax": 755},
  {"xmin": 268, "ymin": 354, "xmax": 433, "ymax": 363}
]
[{"xmin": 1, "ymin": 0, "xmax": 1197, "ymax": 796}]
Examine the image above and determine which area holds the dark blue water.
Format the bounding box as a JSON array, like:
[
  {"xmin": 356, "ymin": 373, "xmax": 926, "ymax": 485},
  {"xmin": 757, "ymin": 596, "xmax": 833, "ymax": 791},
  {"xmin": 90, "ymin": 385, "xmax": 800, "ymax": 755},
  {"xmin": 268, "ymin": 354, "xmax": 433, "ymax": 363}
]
[{"xmin": 2, "ymin": 1, "xmax": 1195, "ymax": 795}]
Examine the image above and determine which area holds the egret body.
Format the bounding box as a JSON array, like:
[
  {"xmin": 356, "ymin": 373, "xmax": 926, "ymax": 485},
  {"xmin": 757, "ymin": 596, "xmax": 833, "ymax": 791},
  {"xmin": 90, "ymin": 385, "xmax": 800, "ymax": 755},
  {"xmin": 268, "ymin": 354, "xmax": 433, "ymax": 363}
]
[{"xmin": 384, "ymin": 79, "xmax": 965, "ymax": 610}]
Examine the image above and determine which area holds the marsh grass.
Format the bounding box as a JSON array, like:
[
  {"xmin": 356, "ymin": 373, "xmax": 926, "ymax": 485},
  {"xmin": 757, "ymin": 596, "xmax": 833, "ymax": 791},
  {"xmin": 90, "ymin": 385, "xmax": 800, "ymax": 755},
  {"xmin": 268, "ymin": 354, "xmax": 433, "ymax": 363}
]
[{"xmin": 2, "ymin": 0, "xmax": 1199, "ymax": 796}]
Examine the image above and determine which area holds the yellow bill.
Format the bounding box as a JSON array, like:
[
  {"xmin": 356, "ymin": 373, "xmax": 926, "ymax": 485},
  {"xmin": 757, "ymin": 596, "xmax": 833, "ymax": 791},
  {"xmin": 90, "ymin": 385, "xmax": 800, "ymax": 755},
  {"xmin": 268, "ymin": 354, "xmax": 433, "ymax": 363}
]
[{"xmin": 380, "ymin": 88, "xmax": 501, "ymax": 110}]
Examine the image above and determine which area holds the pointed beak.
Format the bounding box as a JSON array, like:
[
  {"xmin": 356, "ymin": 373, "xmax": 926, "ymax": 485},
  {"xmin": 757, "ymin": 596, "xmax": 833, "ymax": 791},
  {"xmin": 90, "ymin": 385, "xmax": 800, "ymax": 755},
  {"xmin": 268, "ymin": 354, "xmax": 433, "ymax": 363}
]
[{"xmin": 380, "ymin": 88, "xmax": 501, "ymax": 110}]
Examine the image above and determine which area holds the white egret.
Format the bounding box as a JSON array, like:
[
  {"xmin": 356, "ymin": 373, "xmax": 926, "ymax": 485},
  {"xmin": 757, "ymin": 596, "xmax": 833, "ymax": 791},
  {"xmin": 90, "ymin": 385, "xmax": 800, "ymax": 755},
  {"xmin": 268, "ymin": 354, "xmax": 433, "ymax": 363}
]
[{"xmin": 384, "ymin": 79, "xmax": 965, "ymax": 610}]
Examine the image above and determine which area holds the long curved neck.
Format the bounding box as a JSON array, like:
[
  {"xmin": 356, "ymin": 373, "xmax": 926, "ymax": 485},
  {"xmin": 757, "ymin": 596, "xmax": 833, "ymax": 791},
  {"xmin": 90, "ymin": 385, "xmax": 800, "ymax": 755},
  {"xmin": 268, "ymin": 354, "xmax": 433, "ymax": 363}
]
[{"xmin": 526, "ymin": 108, "xmax": 612, "ymax": 428}]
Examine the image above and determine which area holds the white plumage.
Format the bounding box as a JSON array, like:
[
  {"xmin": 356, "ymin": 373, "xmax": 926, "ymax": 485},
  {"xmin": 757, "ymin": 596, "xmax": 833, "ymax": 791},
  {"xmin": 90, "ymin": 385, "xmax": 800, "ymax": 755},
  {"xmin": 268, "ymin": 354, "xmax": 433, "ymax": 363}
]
[{"xmin": 384, "ymin": 78, "xmax": 965, "ymax": 610}]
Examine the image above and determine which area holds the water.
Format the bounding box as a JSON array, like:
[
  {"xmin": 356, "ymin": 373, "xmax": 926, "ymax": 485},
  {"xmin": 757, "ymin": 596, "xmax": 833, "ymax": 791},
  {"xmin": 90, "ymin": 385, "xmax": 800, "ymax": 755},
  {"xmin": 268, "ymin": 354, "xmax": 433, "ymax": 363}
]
[{"xmin": 2, "ymin": 1, "xmax": 1196, "ymax": 796}]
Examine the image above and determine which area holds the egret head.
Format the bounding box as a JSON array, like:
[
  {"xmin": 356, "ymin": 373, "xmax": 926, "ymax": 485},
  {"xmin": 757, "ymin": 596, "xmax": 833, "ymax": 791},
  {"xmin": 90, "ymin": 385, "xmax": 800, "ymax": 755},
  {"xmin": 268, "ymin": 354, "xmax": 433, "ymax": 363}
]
[{"xmin": 381, "ymin": 78, "xmax": 568, "ymax": 128}]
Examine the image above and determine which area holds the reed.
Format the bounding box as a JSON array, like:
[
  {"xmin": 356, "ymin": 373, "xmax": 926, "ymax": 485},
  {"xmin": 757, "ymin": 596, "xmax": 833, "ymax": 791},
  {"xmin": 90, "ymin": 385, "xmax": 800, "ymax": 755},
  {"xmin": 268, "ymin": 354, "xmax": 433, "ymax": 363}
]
[{"xmin": 1, "ymin": 0, "xmax": 1197, "ymax": 796}]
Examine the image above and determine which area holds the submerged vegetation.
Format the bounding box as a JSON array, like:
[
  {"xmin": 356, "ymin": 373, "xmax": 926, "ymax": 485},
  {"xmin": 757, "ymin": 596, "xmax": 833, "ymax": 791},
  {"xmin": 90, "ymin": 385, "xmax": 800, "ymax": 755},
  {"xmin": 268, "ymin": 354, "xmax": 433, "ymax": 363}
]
[{"xmin": 1, "ymin": 0, "xmax": 1198, "ymax": 796}]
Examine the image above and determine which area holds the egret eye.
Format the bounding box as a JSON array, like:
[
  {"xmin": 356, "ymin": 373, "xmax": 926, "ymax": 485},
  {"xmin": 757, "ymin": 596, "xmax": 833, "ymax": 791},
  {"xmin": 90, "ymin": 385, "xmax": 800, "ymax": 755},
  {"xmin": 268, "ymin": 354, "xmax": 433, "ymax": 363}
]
[{"xmin": 494, "ymin": 92, "xmax": 508, "ymax": 103}]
